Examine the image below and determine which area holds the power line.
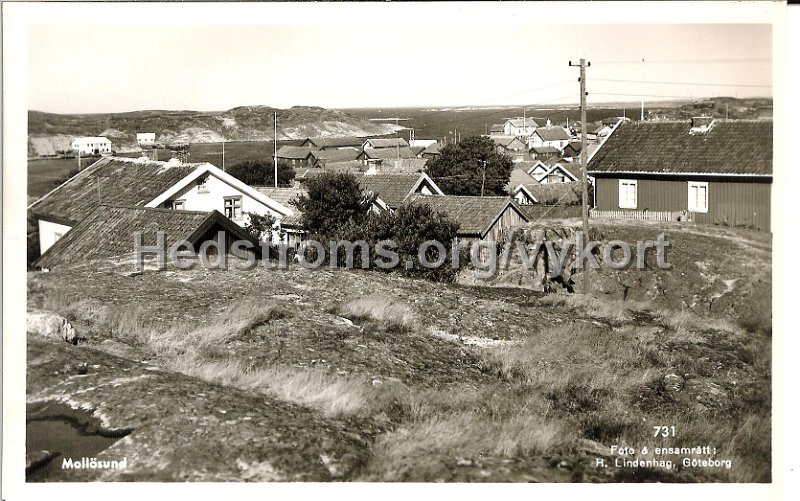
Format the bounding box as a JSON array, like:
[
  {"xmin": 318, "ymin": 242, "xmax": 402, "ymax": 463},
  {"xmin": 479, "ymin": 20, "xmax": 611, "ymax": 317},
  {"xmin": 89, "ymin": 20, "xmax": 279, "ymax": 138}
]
[
  {"xmin": 590, "ymin": 91, "xmax": 726, "ymax": 100},
  {"xmin": 592, "ymin": 57, "xmax": 770, "ymax": 65},
  {"xmin": 593, "ymin": 78, "xmax": 771, "ymax": 88}
]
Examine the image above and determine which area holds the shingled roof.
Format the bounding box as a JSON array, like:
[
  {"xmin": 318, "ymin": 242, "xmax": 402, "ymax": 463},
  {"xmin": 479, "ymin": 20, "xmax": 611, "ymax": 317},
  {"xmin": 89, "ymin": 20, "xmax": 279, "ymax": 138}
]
[
  {"xmin": 533, "ymin": 127, "xmax": 571, "ymax": 142},
  {"xmin": 309, "ymin": 149, "xmax": 362, "ymax": 163},
  {"xmin": 35, "ymin": 205, "xmax": 256, "ymax": 269},
  {"xmin": 506, "ymin": 118, "xmax": 539, "ymax": 128},
  {"xmin": 524, "ymin": 182, "xmax": 582, "ymax": 205},
  {"xmin": 364, "ymin": 147, "xmax": 418, "ymax": 160},
  {"xmin": 505, "ymin": 167, "xmax": 539, "ymax": 192},
  {"xmin": 359, "ymin": 173, "xmax": 443, "ymax": 209},
  {"xmin": 302, "ymin": 136, "xmax": 363, "ymax": 149},
  {"xmin": 28, "ymin": 156, "xmax": 199, "ymax": 225},
  {"xmin": 409, "ymin": 196, "xmax": 528, "ymax": 238},
  {"xmin": 363, "ymin": 138, "xmax": 409, "ymax": 149},
  {"xmin": 276, "ymin": 146, "xmax": 315, "ymax": 159},
  {"xmin": 587, "ymin": 120, "xmax": 773, "ymax": 176},
  {"xmin": 253, "ymin": 187, "xmax": 306, "ymax": 207}
]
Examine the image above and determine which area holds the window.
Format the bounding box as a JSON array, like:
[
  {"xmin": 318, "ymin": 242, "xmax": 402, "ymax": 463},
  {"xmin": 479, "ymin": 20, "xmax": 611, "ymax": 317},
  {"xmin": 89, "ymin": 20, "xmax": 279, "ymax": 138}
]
[
  {"xmin": 172, "ymin": 200, "xmax": 185, "ymax": 210},
  {"xmin": 224, "ymin": 196, "xmax": 242, "ymax": 220},
  {"xmin": 197, "ymin": 176, "xmax": 209, "ymax": 193},
  {"xmin": 618, "ymin": 179, "xmax": 638, "ymax": 209},
  {"xmin": 688, "ymin": 181, "xmax": 709, "ymax": 213}
]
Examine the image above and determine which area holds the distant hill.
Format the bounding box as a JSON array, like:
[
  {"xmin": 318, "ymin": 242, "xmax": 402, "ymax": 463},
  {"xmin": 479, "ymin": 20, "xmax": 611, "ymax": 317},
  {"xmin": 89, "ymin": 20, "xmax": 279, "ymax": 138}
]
[{"xmin": 28, "ymin": 106, "xmax": 401, "ymax": 157}]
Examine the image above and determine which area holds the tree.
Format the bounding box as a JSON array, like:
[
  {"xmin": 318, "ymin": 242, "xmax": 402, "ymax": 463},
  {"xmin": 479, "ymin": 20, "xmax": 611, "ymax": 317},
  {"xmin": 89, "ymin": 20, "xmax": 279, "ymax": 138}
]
[
  {"xmin": 227, "ymin": 159, "xmax": 294, "ymax": 187},
  {"xmin": 291, "ymin": 171, "xmax": 376, "ymax": 237},
  {"xmin": 425, "ymin": 135, "xmax": 513, "ymax": 196},
  {"xmin": 243, "ymin": 211, "xmax": 276, "ymax": 242},
  {"xmin": 337, "ymin": 202, "xmax": 461, "ymax": 282}
]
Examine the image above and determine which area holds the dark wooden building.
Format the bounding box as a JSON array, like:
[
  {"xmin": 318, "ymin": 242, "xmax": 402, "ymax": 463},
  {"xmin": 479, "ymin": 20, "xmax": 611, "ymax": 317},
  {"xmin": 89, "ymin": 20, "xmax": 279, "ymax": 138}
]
[{"xmin": 587, "ymin": 119, "xmax": 772, "ymax": 231}]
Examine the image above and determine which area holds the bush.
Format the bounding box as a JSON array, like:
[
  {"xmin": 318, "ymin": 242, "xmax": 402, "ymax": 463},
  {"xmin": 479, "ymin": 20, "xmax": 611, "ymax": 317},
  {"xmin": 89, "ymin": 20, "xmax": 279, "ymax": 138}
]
[
  {"xmin": 337, "ymin": 203, "xmax": 461, "ymax": 282},
  {"xmin": 244, "ymin": 211, "xmax": 276, "ymax": 242},
  {"xmin": 292, "ymin": 171, "xmax": 376, "ymax": 237},
  {"xmin": 228, "ymin": 159, "xmax": 294, "ymax": 187}
]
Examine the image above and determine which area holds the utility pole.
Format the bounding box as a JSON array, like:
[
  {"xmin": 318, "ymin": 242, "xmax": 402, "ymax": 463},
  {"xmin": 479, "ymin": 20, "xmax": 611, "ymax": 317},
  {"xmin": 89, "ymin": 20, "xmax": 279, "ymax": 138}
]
[
  {"xmin": 640, "ymin": 58, "xmax": 645, "ymax": 121},
  {"xmin": 222, "ymin": 138, "xmax": 225, "ymax": 172},
  {"xmin": 570, "ymin": 58, "xmax": 591, "ymax": 294},
  {"xmin": 273, "ymin": 111, "xmax": 278, "ymax": 188},
  {"xmin": 396, "ymin": 117, "xmax": 400, "ymax": 159},
  {"xmin": 478, "ymin": 159, "xmax": 487, "ymax": 197},
  {"xmin": 77, "ymin": 148, "xmax": 81, "ymax": 171}
]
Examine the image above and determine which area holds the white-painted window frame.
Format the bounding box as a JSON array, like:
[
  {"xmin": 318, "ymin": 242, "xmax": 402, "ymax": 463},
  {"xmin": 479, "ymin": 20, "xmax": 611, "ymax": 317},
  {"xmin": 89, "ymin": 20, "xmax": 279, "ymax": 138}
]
[
  {"xmin": 618, "ymin": 179, "xmax": 638, "ymax": 209},
  {"xmin": 687, "ymin": 181, "xmax": 709, "ymax": 213},
  {"xmin": 224, "ymin": 195, "xmax": 243, "ymax": 220},
  {"xmin": 172, "ymin": 199, "xmax": 185, "ymax": 211}
]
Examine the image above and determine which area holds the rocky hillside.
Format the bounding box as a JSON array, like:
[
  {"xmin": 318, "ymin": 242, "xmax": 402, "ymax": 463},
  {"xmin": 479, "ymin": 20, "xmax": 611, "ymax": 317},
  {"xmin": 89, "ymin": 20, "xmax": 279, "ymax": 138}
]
[
  {"xmin": 25, "ymin": 219, "xmax": 771, "ymax": 482},
  {"xmin": 28, "ymin": 106, "xmax": 402, "ymax": 157}
]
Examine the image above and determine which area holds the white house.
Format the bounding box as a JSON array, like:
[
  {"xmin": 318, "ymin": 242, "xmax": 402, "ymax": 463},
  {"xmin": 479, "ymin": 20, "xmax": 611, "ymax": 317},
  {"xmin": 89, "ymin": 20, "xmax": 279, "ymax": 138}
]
[
  {"xmin": 71, "ymin": 137, "xmax": 112, "ymax": 156},
  {"xmin": 528, "ymin": 126, "xmax": 571, "ymax": 151},
  {"xmin": 28, "ymin": 156, "xmax": 294, "ymax": 256},
  {"xmin": 137, "ymin": 133, "xmax": 156, "ymax": 147},
  {"xmin": 502, "ymin": 118, "xmax": 539, "ymax": 137}
]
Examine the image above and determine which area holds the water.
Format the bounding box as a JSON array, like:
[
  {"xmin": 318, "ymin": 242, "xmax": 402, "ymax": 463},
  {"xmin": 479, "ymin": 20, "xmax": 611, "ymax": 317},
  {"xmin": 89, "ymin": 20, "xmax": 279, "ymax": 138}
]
[{"xmin": 26, "ymin": 403, "xmax": 132, "ymax": 482}]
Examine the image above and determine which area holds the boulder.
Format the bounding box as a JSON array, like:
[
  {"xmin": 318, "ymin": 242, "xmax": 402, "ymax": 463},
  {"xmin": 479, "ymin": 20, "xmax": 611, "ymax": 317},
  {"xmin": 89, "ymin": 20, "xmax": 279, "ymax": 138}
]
[{"xmin": 27, "ymin": 310, "xmax": 79, "ymax": 344}]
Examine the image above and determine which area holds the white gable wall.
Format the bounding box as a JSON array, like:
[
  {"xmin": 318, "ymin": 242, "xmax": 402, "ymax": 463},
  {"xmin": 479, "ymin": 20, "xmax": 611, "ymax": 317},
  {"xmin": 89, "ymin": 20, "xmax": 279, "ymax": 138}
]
[
  {"xmin": 162, "ymin": 173, "xmax": 286, "ymax": 228},
  {"xmin": 38, "ymin": 219, "xmax": 73, "ymax": 256}
]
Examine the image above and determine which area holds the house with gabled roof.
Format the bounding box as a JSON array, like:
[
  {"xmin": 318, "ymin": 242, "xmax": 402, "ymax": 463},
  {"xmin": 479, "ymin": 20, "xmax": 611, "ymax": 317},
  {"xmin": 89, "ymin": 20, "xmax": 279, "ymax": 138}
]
[
  {"xmin": 300, "ymin": 136, "xmax": 364, "ymax": 150},
  {"xmin": 502, "ymin": 117, "xmax": 539, "ymax": 137},
  {"xmin": 587, "ymin": 119, "xmax": 772, "ymax": 230},
  {"xmin": 35, "ymin": 205, "xmax": 258, "ymax": 269},
  {"xmin": 525, "ymin": 157, "xmax": 560, "ymax": 180},
  {"xmin": 276, "ymin": 146, "xmax": 315, "ymax": 168},
  {"xmin": 362, "ymin": 138, "xmax": 409, "ymax": 150},
  {"xmin": 309, "ymin": 148, "xmax": 363, "ymax": 168},
  {"xmin": 409, "ymin": 195, "xmax": 529, "ymax": 244},
  {"xmin": 28, "ymin": 156, "xmax": 293, "ymax": 255},
  {"xmin": 534, "ymin": 163, "xmax": 580, "ymax": 184},
  {"xmin": 489, "ymin": 135, "xmax": 528, "ymax": 162},
  {"xmin": 360, "ymin": 173, "xmax": 444, "ymax": 211},
  {"xmin": 529, "ymin": 145, "xmax": 561, "ymax": 161},
  {"xmin": 421, "ymin": 142, "xmax": 442, "ymax": 158},
  {"xmin": 562, "ymin": 141, "xmax": 583, "ymax": 159},
  {"xmin": 528, "ymin": 126, "xmax": 571, "ymax": 151}
]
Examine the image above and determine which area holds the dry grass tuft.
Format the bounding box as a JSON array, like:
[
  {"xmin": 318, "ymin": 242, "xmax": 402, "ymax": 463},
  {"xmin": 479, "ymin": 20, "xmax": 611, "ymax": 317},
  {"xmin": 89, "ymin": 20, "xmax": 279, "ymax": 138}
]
[
  {"xmin": 361, "ymin": 412, "xmax": 564, "ymax": 480},
  {"xmin": 172, "ymin": 357, "xmax": 374, "ymax": 417},
  {"xmin": 337, "ymin": 295, "xmax": 416, "ymax": 331}
]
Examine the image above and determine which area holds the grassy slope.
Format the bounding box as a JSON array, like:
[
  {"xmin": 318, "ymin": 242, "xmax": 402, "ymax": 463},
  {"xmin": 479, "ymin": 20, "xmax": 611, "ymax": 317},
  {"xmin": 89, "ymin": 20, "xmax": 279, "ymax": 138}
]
[{"xmin": 27, "ymin": 221, "xmax": 771, "ymax": 482}]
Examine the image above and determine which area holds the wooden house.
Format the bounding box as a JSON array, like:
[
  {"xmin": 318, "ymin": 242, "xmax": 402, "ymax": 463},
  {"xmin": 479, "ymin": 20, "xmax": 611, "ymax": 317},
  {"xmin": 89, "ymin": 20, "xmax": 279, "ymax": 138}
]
[
  {"xmin": 362, "ymin": 138, "xmax": 409, "ymax": 150},
  {"xmin": 587, "ymin": 119, "xmax": 772, "ymax": 230},
  {"xmin": 409, "ymin": 195, "xmax": 529, "ymax": 244},
  {"xmin": 300, "ymin": 137, "xmax": 364, "ymax": 150},
  {"xmin": 528, "ymin": 126, "xmax": 571, "ymax": 151},
  {"xmin": 35, "ymin": 205, "xmax": 258, "ymax": 269},
  {"xmin": 490, "ymin": 135, "xmax": 528, "ymax": 162},
  {"xmin": 28, "ymin": 156, "xmax": 293, "ymax": 255},
  {"xmin": 275, "ymin": 146, "xmax": 315, "ymax": 168},
  {"xmin": 360, "ymin": 173, "xmax": 444, "ymax": 211}
]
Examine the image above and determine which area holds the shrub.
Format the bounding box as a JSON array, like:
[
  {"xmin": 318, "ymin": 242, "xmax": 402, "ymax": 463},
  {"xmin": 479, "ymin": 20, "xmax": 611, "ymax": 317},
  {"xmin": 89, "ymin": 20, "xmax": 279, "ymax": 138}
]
[
  {"xmin": 292, "ymin": 172, "xmax": 376, "ymax": 237},
  {"xmin": 243, "ymin": 211, "xmax": 276, "ymax": 242},
  {"xmin": 228, "ymin": 159, "xmax": 294, "ymax": 187}
]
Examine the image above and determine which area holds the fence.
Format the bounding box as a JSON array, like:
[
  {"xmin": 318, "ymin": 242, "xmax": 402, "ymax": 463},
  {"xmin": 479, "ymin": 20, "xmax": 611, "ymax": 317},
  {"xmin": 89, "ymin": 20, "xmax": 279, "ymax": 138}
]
[{"xmin": 589, "ymin": 209, "xmax": 680, "ymax": 222}]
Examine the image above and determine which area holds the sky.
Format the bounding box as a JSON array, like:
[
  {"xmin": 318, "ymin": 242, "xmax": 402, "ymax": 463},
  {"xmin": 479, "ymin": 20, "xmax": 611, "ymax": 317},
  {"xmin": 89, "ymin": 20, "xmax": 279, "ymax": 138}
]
[{"xmin": 28, "ymin": 18, "xmax": 772, "ymax": 114}]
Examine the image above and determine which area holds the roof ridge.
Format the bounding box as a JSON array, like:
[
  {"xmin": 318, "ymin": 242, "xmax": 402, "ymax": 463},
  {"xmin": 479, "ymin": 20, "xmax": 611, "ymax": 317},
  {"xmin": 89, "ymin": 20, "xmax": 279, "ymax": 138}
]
[{"xmin": 96, "ymin": 204, "xmax": 212, "ymax": 217}]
